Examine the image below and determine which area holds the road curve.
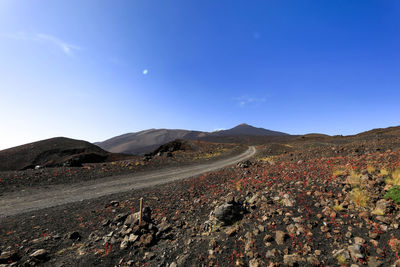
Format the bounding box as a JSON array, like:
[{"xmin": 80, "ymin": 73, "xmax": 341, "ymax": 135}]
[{"xmin": 0, "ymin": 146, "xmax": 256, "ymax": 217}]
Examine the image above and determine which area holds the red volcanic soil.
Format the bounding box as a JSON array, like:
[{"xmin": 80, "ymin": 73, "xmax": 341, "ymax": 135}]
[{"xmin": 1, "ymin": 133, "xmax": 400, "ymax": 266}]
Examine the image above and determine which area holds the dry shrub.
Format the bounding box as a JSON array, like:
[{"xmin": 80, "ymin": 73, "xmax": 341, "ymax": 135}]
[
  {"xmin": 350, "ymin": 188, "xmax": 369, "ymax": 207},
  {"xmin": 379, "ymin": 168, "xmax": 389, "ymax": 177},
  {"xmin": 258, "ymin": 156, "xmax": 275, "ymax": 164},
  {"xmin": 333, "ymin": 204, "xmax": 344, "ymax": 212},
  {"xmin": 372, "ymin": 207, "xmax": 385, "ymax": 216},
  {"xmin": 366, "ymin": 165, "xmax": 375, "ymax": 174},
  {"xmin": 332, "ymin": 168, "xmax": 347, "ymax": 177},
  {"xmin": 347, "ymin": 170, "xmax": 362, "ymax": 187},
  {"xmin": 336, "ymin": 254, "xmax": 347, "ymax": 265},
  {"xmin": 386, "ymin": 168, "xmax": 400, "ymax": 186}
]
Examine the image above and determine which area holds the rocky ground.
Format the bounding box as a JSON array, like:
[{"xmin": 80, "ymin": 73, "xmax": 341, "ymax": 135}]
[
  {"xmin": 1, "ymin": 137, "xmax": 400, "ymax": 266},
  {"xmin": 0, "ymin": 141, "xmax": 241, "ymax": 194}
]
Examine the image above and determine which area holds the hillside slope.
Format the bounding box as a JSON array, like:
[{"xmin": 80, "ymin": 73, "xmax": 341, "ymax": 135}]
[
  {"xmin": 95, "ymin": 129, "xmax": 207, "ymax": 155},
  {"xmin": 0, "ymin": 137, "xmax": 115, "ymax": 171},
  {"xmin": 96, "ymin": 124, "xmax": 288, "ymax": 154}
]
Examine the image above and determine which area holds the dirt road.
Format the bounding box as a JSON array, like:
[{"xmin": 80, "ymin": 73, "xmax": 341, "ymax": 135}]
[{"xmin": 0, "ymin": 146, "xmax": 256, "ymax": 217}]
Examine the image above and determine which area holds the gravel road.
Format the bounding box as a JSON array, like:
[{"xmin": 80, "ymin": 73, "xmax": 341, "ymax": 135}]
[{"xmin": 0, "ymin": 146, "xmax": 256, "ymax": 217}]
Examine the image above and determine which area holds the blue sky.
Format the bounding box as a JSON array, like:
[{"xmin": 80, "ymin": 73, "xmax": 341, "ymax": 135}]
[{"xmin": 0, "ymin": 1, "xmax": 399, "ymax": 149}]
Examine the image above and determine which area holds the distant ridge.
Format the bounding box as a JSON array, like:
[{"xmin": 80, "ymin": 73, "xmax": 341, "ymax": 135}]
[{"xmin": 95, "ymin": 124, "xmax": 289, "ymax": 155}]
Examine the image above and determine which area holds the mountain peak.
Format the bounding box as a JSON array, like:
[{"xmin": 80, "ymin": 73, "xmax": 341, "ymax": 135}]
[{"xmin": 211, "ymin": 124, "xmax": 288, "ymax": 137}]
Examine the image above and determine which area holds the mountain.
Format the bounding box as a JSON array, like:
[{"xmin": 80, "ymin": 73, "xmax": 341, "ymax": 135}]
[
  {"xmin": 94, "ymin": 129, "xmax": 207, "ymax": 155},
  {"xmin": 0, "ymin": 137, "xmax": 127, "ymax": 171},
  {"xmin": 95, "ymin": 124, "xmax": 289, "ymax": 155},
  {"xmin": 209, "ymin": 123, "xmax": 289, "ymax": 137}
]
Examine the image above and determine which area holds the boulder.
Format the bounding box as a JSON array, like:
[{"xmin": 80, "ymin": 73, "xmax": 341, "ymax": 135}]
[{"xmin": 213, "ymin": 202, "xmax": 243, "ymax": 225}]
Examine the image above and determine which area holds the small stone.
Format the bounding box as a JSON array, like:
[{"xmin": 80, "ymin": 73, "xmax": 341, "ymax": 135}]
[
  {"xmin": 264, "ymin": 234, "xmax": 274, "ymax": 243},
  {"xmin": 140, "ymin": 233, "xmax": 153, "ymax": 247},
  {"xmin": 370, "ymin": 239, "xmax": 379, "ymax": 247},
  {"xmin": 368, "ymin": 257, "xmax": 383, "ymax": 267},
  {"xmin": 275, "ymin": 230, "xmax": 288, "ymax": 245},
  {"xmin": 102, "ymin": 219, "xmax": 110, "ymax": 227},
  {"xmin": 225, "ymin": 225, "xmax": 239, "ymax": 236},
  {"xmin": 354, "ymin": 237, "xmax": 365, "ymax": 245},
  {"xmin": 307, "ymin": 255, "xmax": 319, "ymax": 265},
  {"xmin": 369, "ymin": 231, "xmax": 378, "ymax": 239},
  {"xmin": 158, "ymin": 221, "xmax": 172, "ymax": 234},
  {"xmin": 388, "ymin": 237, "xmax": 400, "ymax": 252},
  {"xmin": 283, "ymin": 254, "xmax": 304, "ymax": 266},
  {"xmin": 145, "ymin": 252, "xmax": 155, "ymax": 260},
  {"xmin": 375, "ymin": 199, "xmax": 391, "ymax": 213},
  {"xmin": 359, "ymin": 211, "xmax": 370, "ymax": 219},
  {"xmin": 113, "ymin": 213, "xmax": 129, "ymax": 223},
  {"xmin": 249, "ymin": 258, "xmax": 262, "ymax": 267},
  {"xmin": 128, "ymin": 234, "xmax": 138, "ymax": 243},
  {"xmin": 110, "ymin": 200, "xmax": 119, "ymax": 207},
  {"xmin": 248, "ymin": 194, "xmax": 259, "ymax": 205},
  {"xmin": 225, "ymin": 193, "xmax": 235, "ymax": 204},
  {"xmin": 376, "ymin": 216, "xmax": 391, "ymax": 224},
  {"xmin": 66, "ymin": 231, "xmax": 81, "ymax": 240},
  {"xmin": 0, "ymin": 250, "xmax": 20, "ymax": 264},
  {"xmin": 29, "ymin": 249, "xmax": 48, "ymax": 260},
  {"xmin": 348, "ymin": 244, "xmax": 365, "ymax": 260},
  {"xmin": 266, "ymin": 249, "xmax": 277, "ymax": 259},
  {"xmin": 120, "ymin": 239, "xmax": 129, "ymax": 250}
]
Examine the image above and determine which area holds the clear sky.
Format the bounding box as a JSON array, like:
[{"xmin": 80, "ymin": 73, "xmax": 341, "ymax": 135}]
[{"xmin": 0, "ymin": 0, "xmax": 399, "ymax": 149}]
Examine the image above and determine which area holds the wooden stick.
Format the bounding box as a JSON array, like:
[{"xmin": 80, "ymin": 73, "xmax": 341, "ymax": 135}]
[{"xmin": 139, "ymin": 197, "xmax": 143, "ymax": 225}]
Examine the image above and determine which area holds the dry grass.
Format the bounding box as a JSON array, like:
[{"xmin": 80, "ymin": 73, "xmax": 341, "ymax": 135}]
[
  {"xmin": 379, "ymin": 168, "xmax": 389, "ymax": 177},
  {"xmin": 336, "ymin": 254, "xmax": 347, "ymax": 265},
  {"xmin": 386, "ymin": 168, "xmax": 400, "ymax": 186},
  {"xmin": 235, "ymin": 180, "xmax": 242, "ymax": 191},
  {"xmin": 258, "ymin": 156, "xmax": 276, "ymax": 164},
  {"xmin": 333, "ymin": 204, "xmax": 344, "ymax": 212},
  {"xmin": 332, "ymin": 168, "xmax": 347, "ymax": 177},
  {"xmin": 347, "ymin": 170, "xmax": 362, "ymax": 187},
  {"xmin": 372, "ymin": 207, "xmax": 385, "ymax": 216},
  {"xmin": 196, "ymin": 151, "xmax": 222, "ymax": 160},
  {"xmin": 367, "ymin": 165, "xmax": 375, "ymax": 174},
  {"xmin": 350, "ymin": 188, "xmax": 369, "ymax": 207}
]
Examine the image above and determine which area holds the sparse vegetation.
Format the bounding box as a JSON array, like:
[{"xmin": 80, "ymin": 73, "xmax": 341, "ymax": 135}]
[
  {"xmin": 336, "ymin": 254, "xmax": 347, "ymax": 265},
  {"xmin": 235, "ymin": 180, "xmax": 242, "ymax": 191},
  {"xmin": 258, "ymin": 156, "xmax": 275, "ymax": 164},
  {"xmin": 379, "ymin": 168, "xmax": 389, "ymax": 177},
  {"xmin": 332, "ymin": 168, "xmax": 347, "ymax": 177},
  {"xmin": 333, "ymin": 204, "xmax": 344, "ymax": 212},
  {"xmin": 384, "ymin": 186, "xmax": 400, "ymax": 204},
  {"xmin": 385, "ymin": 168, "xmax": 400, "ymax": 186},
  {"xmin": 350, "ymin": 188, "xmax": 369, "ymax": 207},
  {"xmin": 367, "ymin": 165, "xmax": 375, "ymax": 174},
  {"xmin": 372, "ymin": 207, "xmax": 385, "ymax": 216},
  {"xmin": 347, "ymin": 170, "xmax": 362, "ymax": 187}
]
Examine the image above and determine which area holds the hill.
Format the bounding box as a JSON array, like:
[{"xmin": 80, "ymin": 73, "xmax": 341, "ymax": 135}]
[
  {"xmin": 0, "ymin": 137, "xmax": 125, "ymax": 171},
  {"xmin": 95, "ymin": 124, "xmax": 289, "ymax": 154},
  {"xmin": 210, "ymin": 123, "xmax": 289, "ymax": 137},
  {"xmin": 94, "ymin": 129, "xmax": 207, "ymax": 155}
]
